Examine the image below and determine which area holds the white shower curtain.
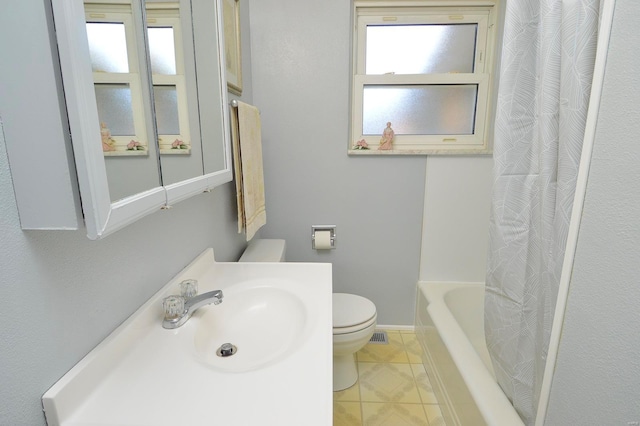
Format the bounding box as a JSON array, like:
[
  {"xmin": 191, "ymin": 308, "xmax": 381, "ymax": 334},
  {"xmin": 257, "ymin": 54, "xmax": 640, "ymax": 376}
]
[{"xmin": 485, "ymin": 0, "xmax": 600, "ymax": 424}]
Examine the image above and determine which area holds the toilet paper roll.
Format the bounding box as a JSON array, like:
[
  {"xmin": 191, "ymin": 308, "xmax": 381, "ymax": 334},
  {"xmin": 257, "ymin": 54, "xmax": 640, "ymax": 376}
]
[{"xmin": 314, "ymin": 230, "xmax": 333, "ymax": 250}]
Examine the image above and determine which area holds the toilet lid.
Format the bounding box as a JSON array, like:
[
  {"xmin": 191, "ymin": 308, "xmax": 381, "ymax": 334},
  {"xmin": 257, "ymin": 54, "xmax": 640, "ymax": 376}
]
[{"xmin": 333, "ymin": 293, "xmax": 376, "ymax": 328}]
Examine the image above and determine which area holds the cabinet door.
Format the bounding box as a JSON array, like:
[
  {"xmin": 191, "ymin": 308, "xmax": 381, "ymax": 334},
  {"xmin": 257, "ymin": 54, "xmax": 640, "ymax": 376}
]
[{"xmin": 51, "ymin": 0, "xmax": 232, "ymax": 239}]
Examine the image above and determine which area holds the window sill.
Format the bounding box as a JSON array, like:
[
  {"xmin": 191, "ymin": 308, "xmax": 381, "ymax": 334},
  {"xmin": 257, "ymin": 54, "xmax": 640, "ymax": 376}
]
[
  {"xmin": 348, "ymin": 147, "xmax": 492, "ymax": 156},
  {"xmin": 103, "ymin": 150, "xmax": 149, "ymax": 157}
]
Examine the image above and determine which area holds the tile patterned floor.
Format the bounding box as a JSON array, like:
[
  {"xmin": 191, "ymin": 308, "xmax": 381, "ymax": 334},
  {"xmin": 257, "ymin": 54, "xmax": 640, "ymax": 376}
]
[{"xmin": 333, "ymin": 330, "xmax": 446, "ymax": 426}]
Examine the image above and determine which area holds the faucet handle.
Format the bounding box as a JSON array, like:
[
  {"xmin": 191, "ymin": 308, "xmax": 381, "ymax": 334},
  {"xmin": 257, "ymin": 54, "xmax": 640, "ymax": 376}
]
[
  {"xmin": 162, "ymin": 295, "xmax": 185, "ymax": 320},
  {"xmin": 180, "ymin": 279, "xmax": 198, "ymax": 299}
]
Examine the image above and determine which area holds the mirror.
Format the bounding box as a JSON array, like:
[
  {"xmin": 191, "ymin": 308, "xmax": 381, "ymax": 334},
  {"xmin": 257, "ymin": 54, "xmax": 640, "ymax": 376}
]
[
  {"xmin": 161, "ymin": 0, "xmax": 231, "ymax": 203},
  {"xmin": 51, "ymin": 0, "xmax": 231, "ymax": 239},
  {"xmin": 146, "ymin": 0, "xmax": 205, "ymax": 186},
  {"xmin": 147, "ymin": 0, "xmax": 228, "ymax": 186},
  {"xmin": 84, "ymin": 0, "xmax": 162, "ymax": 202}
]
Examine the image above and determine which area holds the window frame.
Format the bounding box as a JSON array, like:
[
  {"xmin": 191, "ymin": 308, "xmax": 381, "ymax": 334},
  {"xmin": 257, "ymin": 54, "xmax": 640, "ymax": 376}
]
[
  {"xmin": 350, "ymin": 0, "xmax": 499, "ymax": 155},
  {"xmin": 85, "ymin": 5, "xmax": 150, "ymax": 156},
  {"xmin": 146, "ymin": 6, "xmax": 192, "ymax": 155},
  {"xmin": 85, "ymin": 2, "xmax": 192, "ymax": 156}
]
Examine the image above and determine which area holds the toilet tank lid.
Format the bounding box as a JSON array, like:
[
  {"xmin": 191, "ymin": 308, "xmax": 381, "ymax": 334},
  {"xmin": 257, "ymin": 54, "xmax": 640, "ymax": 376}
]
[
  {"xmin": 239, "ymin": 239, "xmax": 286, "ymax": 262},
  {"xmin": 333, "ymin": 293, "xmax": 377, "ymax": 328}
]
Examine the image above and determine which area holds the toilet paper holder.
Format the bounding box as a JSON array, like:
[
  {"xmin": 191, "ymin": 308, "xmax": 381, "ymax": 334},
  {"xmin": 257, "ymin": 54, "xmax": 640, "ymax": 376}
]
[{"xmin": 311, "ymin": 225, "xmax": 336, "ymax": 250}]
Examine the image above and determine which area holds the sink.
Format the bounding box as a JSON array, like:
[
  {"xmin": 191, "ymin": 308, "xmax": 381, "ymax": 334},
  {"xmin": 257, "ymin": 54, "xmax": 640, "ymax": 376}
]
[
  {"xmin": 193, "ymin": 279, "xmax": 308, "ymax": 372},
  {"xmin": 42, "ymin": 249, "xmax": 333, "ymax": 426}
]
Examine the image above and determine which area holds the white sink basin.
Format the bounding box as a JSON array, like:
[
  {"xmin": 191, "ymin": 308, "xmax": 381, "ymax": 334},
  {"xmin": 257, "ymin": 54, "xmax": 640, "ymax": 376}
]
[
  {"xmin": 42, "ymin": 249, "xmax": 333, "ymax": 426},
  {"xmin": 193, "ymin": 279, "xmax": 308, "ymax": 372}
]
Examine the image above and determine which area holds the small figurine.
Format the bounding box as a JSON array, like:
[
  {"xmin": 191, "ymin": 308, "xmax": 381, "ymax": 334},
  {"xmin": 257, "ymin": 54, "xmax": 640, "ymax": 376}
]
[
  {"xmin": 378, "ymin": 122, "xmax": 394, "ymax": 150},
  {"xmin": 100, "ymin": 122, "xmax": 116, "ymax": 152}
]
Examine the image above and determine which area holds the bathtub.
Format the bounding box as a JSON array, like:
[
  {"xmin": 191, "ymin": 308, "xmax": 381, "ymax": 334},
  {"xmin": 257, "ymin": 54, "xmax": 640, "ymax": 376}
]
[{"xmin": 415, "ymin": 282, "xmax": 524, "ymax": 426}]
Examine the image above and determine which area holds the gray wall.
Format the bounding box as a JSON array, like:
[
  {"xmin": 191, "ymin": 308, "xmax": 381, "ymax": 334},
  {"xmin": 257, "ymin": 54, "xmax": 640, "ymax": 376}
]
[
  {"xmin": 248, "ymin": 0, "xmax": 427, "ymax": 326},
  {"xmin": 545, "ymin": 1, "xmax": 640, "ymax": 423},
  {"xmin": 9, "ymin": 0, "xmax": 634, "ymax": 424},
  {"xmin": 0, "ymin": 1, "xmax": 254, "ymax": 425},
  {"xmin": 248, "ymin": 0, "xmax": 495, "ymax": 326}
]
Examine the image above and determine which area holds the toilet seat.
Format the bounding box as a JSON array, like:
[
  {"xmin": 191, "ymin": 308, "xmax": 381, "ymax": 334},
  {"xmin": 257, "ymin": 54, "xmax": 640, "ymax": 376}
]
[
  {"xmin": 333, "ymin": 314, "xmax": 377, "ymax": 335},
  {"xmin": 332, "ymin": 293, "xmax": 377, "ymax": 335}
]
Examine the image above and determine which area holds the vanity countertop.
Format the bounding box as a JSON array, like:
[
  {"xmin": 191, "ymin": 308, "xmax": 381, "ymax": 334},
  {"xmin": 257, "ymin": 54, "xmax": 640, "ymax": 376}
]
[{"xmin": 42, "ymin": 249, "xmax": 333, "ymax": 425}]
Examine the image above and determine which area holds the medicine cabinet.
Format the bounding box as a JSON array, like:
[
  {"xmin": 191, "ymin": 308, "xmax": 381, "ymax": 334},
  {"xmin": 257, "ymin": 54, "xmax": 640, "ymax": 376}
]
[{"xmin": 50, "ymin": 0, "xmax": 232, "ymax": 239}]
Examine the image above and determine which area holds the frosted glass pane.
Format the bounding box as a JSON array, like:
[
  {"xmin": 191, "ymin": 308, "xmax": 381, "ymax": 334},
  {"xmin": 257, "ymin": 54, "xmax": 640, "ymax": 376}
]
[
  {"xmin": 148, "ymin": 27, "xmax": 177, "ymax": 75},
  {"xmin": 94, "ymin": 84, "xmax": 135, "ymax": 136},
  {"xmin": 153, "ymin": 85, "xmax": 180, "ymax": 135},
  {"xmin": 362, "ymin": 85, "xmax": 477, "ymax": 135},
  {"xmin": 86, "ymin": 22, "xmax": 129, "ymax": 73},
  {"xmin": 366, "ymin": 24, "xmax": 477, "ymax": 74}
]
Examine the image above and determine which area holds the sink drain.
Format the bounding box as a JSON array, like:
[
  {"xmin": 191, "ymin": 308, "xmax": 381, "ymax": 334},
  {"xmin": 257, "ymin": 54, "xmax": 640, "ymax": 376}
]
[{"xmin": 216, "ymin": 343, "xmax": 237, "ymax": 357}]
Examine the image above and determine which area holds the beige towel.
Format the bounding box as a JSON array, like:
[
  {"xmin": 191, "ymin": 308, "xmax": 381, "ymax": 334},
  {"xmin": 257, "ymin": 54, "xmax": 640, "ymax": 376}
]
[{"xmin": 231, "ymin": 101, "xmax": 267, "ymax": 241}]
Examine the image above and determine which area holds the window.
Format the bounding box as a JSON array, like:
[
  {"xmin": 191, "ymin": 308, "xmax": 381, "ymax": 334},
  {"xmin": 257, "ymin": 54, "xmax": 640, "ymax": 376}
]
[
  {"xmin": 85, "ymin": 3, "xmax": 149, "ymax": 155},
  {"xmin": 146, "ymin": 5, "xmax": 192, "ymax": 154},
  {"xmin": 85, "ymin": 2, "xmax": 191, "ymax": 156},
  {"xmin": 350, "ymin": 0, "xmax": 499, "ymax": 154}
]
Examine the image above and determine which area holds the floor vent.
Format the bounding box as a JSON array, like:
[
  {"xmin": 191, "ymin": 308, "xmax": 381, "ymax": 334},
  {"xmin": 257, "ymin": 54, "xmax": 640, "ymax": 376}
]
[{"xmin": 369, "ymin": 331, "xmax": 389, "ymax": 345}]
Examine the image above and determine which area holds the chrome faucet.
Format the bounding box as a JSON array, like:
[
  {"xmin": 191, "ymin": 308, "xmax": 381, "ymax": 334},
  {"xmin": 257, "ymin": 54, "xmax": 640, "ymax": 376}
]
[{"xmin": 162, "ymin": 290, "xmax": 223, "ymax": 329}]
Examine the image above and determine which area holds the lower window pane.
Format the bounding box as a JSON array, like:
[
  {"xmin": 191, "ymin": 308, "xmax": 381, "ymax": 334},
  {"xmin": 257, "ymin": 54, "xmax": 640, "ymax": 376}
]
[
  {"xmin": 362, "ymin": 85, "xmax": 477, "ymax": 135},
  {"xmin": 94, "ymin": 83, "xmax": 135, "ymax": 136},
  {"xmin": 153, "ymin": 85, "xmax": 180, "ymax": 135}
]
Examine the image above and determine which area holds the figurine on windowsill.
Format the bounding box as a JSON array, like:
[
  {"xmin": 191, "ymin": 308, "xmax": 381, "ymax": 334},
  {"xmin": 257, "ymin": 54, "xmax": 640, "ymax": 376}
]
[
  {"xmin": 378, "ymin": 122, "xmax": 394, "ymax": 150},
  {"xmin": 100, "ymin": 122, "xmax": 116, "ymax": 152}
]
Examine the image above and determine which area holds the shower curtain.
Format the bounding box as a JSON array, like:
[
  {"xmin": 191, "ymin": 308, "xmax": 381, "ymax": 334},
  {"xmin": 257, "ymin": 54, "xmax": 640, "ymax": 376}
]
[{"xmin": 485, "ymin": 0, "xmax": 600, "ymax": 424}]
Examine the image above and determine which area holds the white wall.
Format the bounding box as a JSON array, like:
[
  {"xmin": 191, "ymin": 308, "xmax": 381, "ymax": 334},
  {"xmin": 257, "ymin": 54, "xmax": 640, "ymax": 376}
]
[
  {"xmin": 545, "ymin": 0, "xmax": 640, "ymax": 423},
  {"xmin": 0, "ymin": 2, "xmax": 254, "ymax": 425},
  {"xmin": 419, "ymin": 156, "xmax": 493, "ymax": 282}
]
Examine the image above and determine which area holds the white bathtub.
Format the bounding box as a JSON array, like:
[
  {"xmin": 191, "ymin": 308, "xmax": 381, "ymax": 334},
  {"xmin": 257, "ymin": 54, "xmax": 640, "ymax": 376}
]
[{"xmin": 415, "ymin": 282, "xmax": 524, "ymax": 426}]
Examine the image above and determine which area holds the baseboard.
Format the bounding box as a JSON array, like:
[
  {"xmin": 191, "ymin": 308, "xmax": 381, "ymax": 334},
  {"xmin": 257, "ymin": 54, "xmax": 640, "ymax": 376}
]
[{"xmin": 376, "ymin": 324, "xmax": 415, "ymax": 332}]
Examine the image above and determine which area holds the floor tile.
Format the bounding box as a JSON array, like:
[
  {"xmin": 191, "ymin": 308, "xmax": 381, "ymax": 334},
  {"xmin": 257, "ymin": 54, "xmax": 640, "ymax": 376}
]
[
  {"xmin": 357, "ymin": 331, "xmax": 409, "ymax": 363},
  {"xmin": 334, "ymin": 401, "xmax": 363, "ymax": 426},
  {"xmin": 424, "ymin": 404, "xmax": 446, "ymax": 426},
  {"xmin": 358, "ymin": 362, "xmax": 422, "ymax": 404},
  {"xmin": 361, "ymin": 402, "xmax": 429, "ymax": 426},
  {"xmin": 401, "ymin": 333, "xmax": 424, "ymax": 364},
  {"xmin": 334, "ymin": 380, "xmax": 361, "ymax": 402},
  {"xmin": 332, "ymin": 331, "xmax": 448, "ymax": 426},
  {"xmin": 410, "ymin": 364, "xmax": 439, "ymax": 404}
]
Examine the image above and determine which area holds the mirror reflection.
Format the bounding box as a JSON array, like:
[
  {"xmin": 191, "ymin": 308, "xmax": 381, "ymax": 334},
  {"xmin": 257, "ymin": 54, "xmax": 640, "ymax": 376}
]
[
  {"xmin": 189, "ymin": 0, "xmax": 227, "ymax": 176},
  {"xmin": 146, "ymin": 0, "xmax": 205, "ymax": 186},
  {"xmin": 84, "ymin": 0, "xmax": 161, "ymax": 201},
  {"xmin": 83, "ymin": 0, "xmax": 228, "ymax": 202}
]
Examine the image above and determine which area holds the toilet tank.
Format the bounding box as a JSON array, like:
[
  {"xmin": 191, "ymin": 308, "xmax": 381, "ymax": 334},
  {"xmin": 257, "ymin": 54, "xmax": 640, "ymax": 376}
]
[{"xmin": 238, "ymin": 239, "xmax": 286, "ymax": 262}]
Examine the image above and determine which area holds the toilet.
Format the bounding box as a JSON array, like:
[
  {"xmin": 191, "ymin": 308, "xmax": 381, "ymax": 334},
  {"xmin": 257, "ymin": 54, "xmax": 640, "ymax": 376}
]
[{"xmin": 239, "ymin": 239, "xmax": 377, "ymax": 391}]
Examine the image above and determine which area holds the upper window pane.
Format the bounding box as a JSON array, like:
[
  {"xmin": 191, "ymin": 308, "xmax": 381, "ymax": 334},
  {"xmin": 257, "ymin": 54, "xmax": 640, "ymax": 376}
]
[
  {"xmin": 365, "ymin": 24, "xmax": 477, "ymax": 74},
  {"xmin": 147, "ymin": 27, "xmax": 177, "ymax": 75},
  {"xmin": 86, "ymin": 22, "xmax": 130, "ymax": 73}
]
